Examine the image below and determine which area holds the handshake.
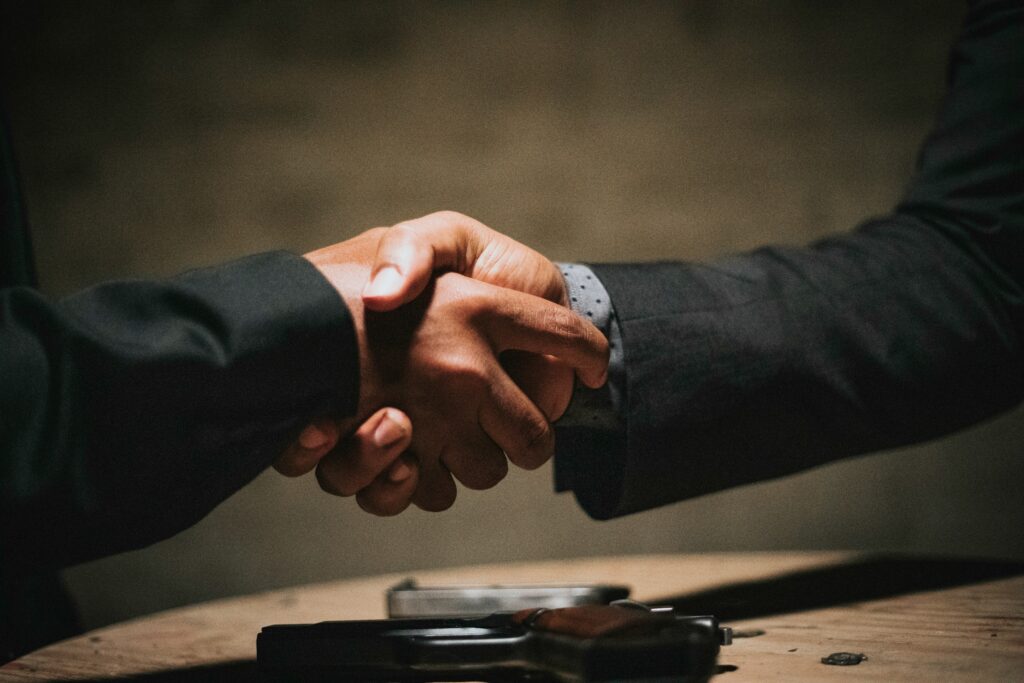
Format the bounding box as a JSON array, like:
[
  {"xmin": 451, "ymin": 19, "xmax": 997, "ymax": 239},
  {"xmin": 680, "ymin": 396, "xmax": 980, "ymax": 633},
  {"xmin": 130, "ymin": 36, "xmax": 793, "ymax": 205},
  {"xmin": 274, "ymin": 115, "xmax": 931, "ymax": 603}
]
[{"xmin": 274, "ymin": 212, "xmax": 610, "ymax": 516}]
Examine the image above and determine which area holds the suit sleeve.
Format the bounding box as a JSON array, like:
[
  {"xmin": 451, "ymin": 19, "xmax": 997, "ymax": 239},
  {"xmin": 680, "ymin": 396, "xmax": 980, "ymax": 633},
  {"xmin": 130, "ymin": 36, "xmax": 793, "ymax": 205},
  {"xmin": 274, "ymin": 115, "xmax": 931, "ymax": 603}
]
[
  {"xmin": 556, "ymin": 0, "xmax": 1024, "ymax": 519},
  {"xmin": 0, "ymin": 251, "xmax": 358, "ymax": 568}
]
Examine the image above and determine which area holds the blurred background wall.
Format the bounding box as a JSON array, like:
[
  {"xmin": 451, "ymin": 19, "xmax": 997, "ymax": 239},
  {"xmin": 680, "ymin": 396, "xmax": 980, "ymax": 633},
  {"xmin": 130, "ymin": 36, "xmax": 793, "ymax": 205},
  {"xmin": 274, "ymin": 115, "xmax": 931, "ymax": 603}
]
[{"xmin": 3, "ymin": 0, "xmax": 1022, "ymax": 630}]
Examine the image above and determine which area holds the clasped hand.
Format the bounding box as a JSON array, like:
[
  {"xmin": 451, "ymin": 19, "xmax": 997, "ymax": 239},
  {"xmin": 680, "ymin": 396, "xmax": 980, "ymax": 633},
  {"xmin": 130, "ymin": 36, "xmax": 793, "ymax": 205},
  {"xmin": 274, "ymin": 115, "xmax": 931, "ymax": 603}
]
[{"xmin": 275, "ymin": 212, "xmax": 609, "ymax": 515}]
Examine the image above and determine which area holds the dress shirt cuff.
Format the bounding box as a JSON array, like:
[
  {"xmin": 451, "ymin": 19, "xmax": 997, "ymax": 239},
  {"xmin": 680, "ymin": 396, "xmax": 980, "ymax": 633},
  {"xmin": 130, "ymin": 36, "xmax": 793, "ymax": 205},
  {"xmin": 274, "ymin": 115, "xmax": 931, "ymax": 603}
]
[{"xmin": 555, "ymin": 263, "xmax": 625, "ymax": 428}]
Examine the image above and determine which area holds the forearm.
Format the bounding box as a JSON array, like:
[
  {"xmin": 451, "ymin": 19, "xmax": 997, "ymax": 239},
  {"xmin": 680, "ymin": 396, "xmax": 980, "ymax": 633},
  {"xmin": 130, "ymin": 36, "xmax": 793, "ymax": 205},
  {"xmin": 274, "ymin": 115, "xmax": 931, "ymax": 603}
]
[
  {"xmin": 557, "ymin": 0, "xmax": 1024, "ymax": 519},
  {"xmin": 584, "ymin": 219, "xmax": 1020, "ymax": 517},
  {"xmin": 0, "ymin": 251, "xmax": 358, "ymax": 568}
]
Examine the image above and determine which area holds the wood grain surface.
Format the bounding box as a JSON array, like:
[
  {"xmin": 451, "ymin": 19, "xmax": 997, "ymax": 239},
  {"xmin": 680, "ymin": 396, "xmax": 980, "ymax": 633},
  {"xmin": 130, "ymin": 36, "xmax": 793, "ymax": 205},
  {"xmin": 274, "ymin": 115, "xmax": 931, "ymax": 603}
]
[{"xmin": 2, "ymin": 552, "xmax": 1022, "ymax": 681}]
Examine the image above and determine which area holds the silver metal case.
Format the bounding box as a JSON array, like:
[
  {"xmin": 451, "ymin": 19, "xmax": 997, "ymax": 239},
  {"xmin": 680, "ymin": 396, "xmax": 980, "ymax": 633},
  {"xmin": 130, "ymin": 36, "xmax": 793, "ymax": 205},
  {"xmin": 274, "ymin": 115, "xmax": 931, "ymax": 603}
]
[{"xmin": 386, "ymin": 578, "xmax": 631, "ymax": 618}]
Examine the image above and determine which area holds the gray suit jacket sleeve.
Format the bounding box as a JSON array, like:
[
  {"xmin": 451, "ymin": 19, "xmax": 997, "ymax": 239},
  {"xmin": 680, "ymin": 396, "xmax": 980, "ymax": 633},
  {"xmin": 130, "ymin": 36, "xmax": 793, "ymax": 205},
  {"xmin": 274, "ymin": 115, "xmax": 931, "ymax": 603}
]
[{"xmin": 556, "ymin": 0, "xmax": 1024, "ymax": 519}]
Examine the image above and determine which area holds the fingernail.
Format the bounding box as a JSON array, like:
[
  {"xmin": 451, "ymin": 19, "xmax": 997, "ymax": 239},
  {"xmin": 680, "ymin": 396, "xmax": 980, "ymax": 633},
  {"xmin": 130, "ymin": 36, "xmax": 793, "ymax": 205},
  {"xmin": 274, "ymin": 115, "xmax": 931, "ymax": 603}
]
[
  {"xmin": 362, "ymin": 266, "xmax": 403, "ymax": 300},
  {"xmin": 373, "ymin": 412, "xmax": 406, "ymax": 448},
  {"xmin": 388, "ymin": 460, "xmax": 412, "ymax": 483},
  {"xmin": 298, "ymin": 425, "xmax": 330, "ymax": 450}
]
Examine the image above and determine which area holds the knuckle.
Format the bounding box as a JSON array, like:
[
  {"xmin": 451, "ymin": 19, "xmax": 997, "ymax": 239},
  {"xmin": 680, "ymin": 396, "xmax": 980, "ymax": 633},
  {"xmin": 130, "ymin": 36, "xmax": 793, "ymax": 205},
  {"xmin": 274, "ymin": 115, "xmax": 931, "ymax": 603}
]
[
  {"xmin": 315, "ymin": 467, "xmax": 340, "ymax": 495},
  {"xmin": 416, "ymin": 489, "xmax": 456, "ymax": 512},
  {"xmin": 315, "ymin": 464, "xmax": 355, "ymax": 497},
  {"xmin": 484, "ymin": 457, "xmax": 509, "ymax": 487},
  {"xmin": 273, "ymin": 453, "xmax": 304, "ymax": 478},
  {"xmin": 459, "ymin": 454, "xmax": 508, "ymax": 490},
  {"xmin": 358, "ymin": 490, "xmax": 409, "ymax": 517},
  {"xmin": 544, "ymin": 308, "xmax": 583, "ymax": 343},
  {"xmin": 358, "ymin": 501, "xmax": 388, "ymax": 517},
  {"xmin": 433, "ymin": 209, "xmax": 468, "ymax": 224},
  {"xmin": 437, "ymin": 352, "xmax": 489, "ymax": 391},
  {"xmin": 389, "ymin": 221, "xmax": 421, "ymax": 240},
  {"xmin": 519, "ymin": 418, "xmax": 555, "ymax": 469}
]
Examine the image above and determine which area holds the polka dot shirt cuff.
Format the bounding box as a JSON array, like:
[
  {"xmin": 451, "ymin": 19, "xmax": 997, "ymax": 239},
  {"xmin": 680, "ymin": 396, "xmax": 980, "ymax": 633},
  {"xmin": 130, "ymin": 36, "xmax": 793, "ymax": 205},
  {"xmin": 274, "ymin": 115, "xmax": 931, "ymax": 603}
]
[{"xmin": 555, "ymin": 263, "xmax": 625, "ymax": 430}]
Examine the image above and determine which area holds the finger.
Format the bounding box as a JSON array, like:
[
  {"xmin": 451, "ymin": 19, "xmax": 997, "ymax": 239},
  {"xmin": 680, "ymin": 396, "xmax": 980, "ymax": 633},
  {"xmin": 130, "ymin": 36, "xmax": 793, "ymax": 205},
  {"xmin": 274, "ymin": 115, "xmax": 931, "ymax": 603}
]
[
  {"xmin": 273, "ymin": 418, "xmax": 343, "ymax": 477},
  {"xmin": 274, "ymin": 442, "xmax": 310, "ymax": 477},
  {"xmin": 484, "ymin": 288, "xmax": 609, "ymax": 388},
  {"xmin": 356, "ymin": 453, "xmax": 420, "ymax": 516},
  {"xmin": 440, "ymin": 428, "xmax": 508, "ymax": 491},
  {"xmin": 479, "ymin": 369, "xmax": 555, "ymax": 471},
  {"xmin": 315, "ymin": 408, "xmax": 412, "ymax": 497},
  {"xmin": 386, "ymin": 456, "xmax": 416, "ymax": 485},
  {"xmin": 412, "ymin": 458, "xmax": 458, "ymax": 512},
  {"xmin": 362, "ymin": 212, "xmax": 484, "ymax": 311},
  {"xmin": 501, "ymin": 350, "xmax": 574, "ymax": 422}
]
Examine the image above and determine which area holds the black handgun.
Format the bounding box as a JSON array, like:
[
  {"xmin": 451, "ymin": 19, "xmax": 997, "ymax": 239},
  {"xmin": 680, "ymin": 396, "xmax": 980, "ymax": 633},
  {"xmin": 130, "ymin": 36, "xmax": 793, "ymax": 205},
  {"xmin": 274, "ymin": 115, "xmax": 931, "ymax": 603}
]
[{"xmin": 257, "ymin": 601, "xmax": 731, "ymax": 682}]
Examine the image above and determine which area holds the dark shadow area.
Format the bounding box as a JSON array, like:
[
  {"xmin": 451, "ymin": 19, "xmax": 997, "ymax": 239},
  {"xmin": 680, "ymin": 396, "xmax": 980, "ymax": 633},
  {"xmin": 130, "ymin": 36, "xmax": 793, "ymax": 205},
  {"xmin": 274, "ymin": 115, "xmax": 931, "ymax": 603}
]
[
  {"xmin": 652, "ymin": 555, "xmax": 1024, "ymax": 621},
  {"xmin": 75, "ymin": 661, "xmax": 257, "ymax": 682}
]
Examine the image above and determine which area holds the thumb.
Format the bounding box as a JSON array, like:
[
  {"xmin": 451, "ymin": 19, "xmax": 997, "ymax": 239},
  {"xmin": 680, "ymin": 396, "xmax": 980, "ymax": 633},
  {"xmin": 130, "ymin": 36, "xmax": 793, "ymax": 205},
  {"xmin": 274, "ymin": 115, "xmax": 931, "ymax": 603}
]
[
  {"xmin": 362, "ymin": 211, "xmax": 483, "ymax": 311},
  {"xmin": 361, "ymin": 224, "xmax": 438, "ymax": 311}
]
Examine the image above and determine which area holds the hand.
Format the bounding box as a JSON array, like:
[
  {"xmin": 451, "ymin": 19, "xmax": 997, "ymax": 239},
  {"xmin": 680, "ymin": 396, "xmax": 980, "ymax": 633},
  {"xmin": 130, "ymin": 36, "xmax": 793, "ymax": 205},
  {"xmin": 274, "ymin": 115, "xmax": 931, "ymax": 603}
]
[
  {"xmin": 362, "ymin": 211, "xmax": 568, "ymax": 312},
  {"xmin": 300, "ymin": 228, "xmax": 608, "ymax": 511},
  {"xmin": 362, "ymin": 211, "xmax": 577, "ymax": 421},
  {"xmin": 275, "ymin": 408, "xmax": 420, "ymax": 516},
  {"xmin": 304, "ymin": 212, "xmax": 594, "ymax": 515}
]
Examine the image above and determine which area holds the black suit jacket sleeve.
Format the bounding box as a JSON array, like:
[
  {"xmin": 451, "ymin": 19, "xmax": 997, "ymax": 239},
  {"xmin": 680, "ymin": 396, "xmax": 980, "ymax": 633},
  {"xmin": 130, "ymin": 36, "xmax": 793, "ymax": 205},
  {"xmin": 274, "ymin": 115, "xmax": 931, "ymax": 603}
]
[
  {"xmin": 557, "ymin": 0, "xmax": 1024, "ymax": 519},
  {"xmin": 0, "ymin": 251, "xmax": 358, "ymax": 568}
]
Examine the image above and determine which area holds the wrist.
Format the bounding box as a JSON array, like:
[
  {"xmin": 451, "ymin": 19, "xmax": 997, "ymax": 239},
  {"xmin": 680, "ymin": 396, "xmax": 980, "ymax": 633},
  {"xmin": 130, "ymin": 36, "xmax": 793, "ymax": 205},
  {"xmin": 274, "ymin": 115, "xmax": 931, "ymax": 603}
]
[{"xmin": 303, "ymin": 253, "xmax": 378, "ymax": 418}]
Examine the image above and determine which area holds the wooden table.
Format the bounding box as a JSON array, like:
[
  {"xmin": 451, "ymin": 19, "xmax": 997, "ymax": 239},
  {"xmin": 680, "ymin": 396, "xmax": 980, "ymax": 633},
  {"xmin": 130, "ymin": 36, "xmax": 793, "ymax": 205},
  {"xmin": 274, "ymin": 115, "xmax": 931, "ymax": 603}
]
[{"xmin": 2, "ymin": 552, "xmax": 1022, "ymax": 681}]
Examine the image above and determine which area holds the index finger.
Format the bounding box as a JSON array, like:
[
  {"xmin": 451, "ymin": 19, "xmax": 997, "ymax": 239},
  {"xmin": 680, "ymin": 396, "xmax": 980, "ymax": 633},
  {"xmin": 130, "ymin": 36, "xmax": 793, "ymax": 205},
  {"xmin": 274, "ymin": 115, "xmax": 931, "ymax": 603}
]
[{"xmin": 481, "ymin": 286, "xmax": 609, "ymax": 388}]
